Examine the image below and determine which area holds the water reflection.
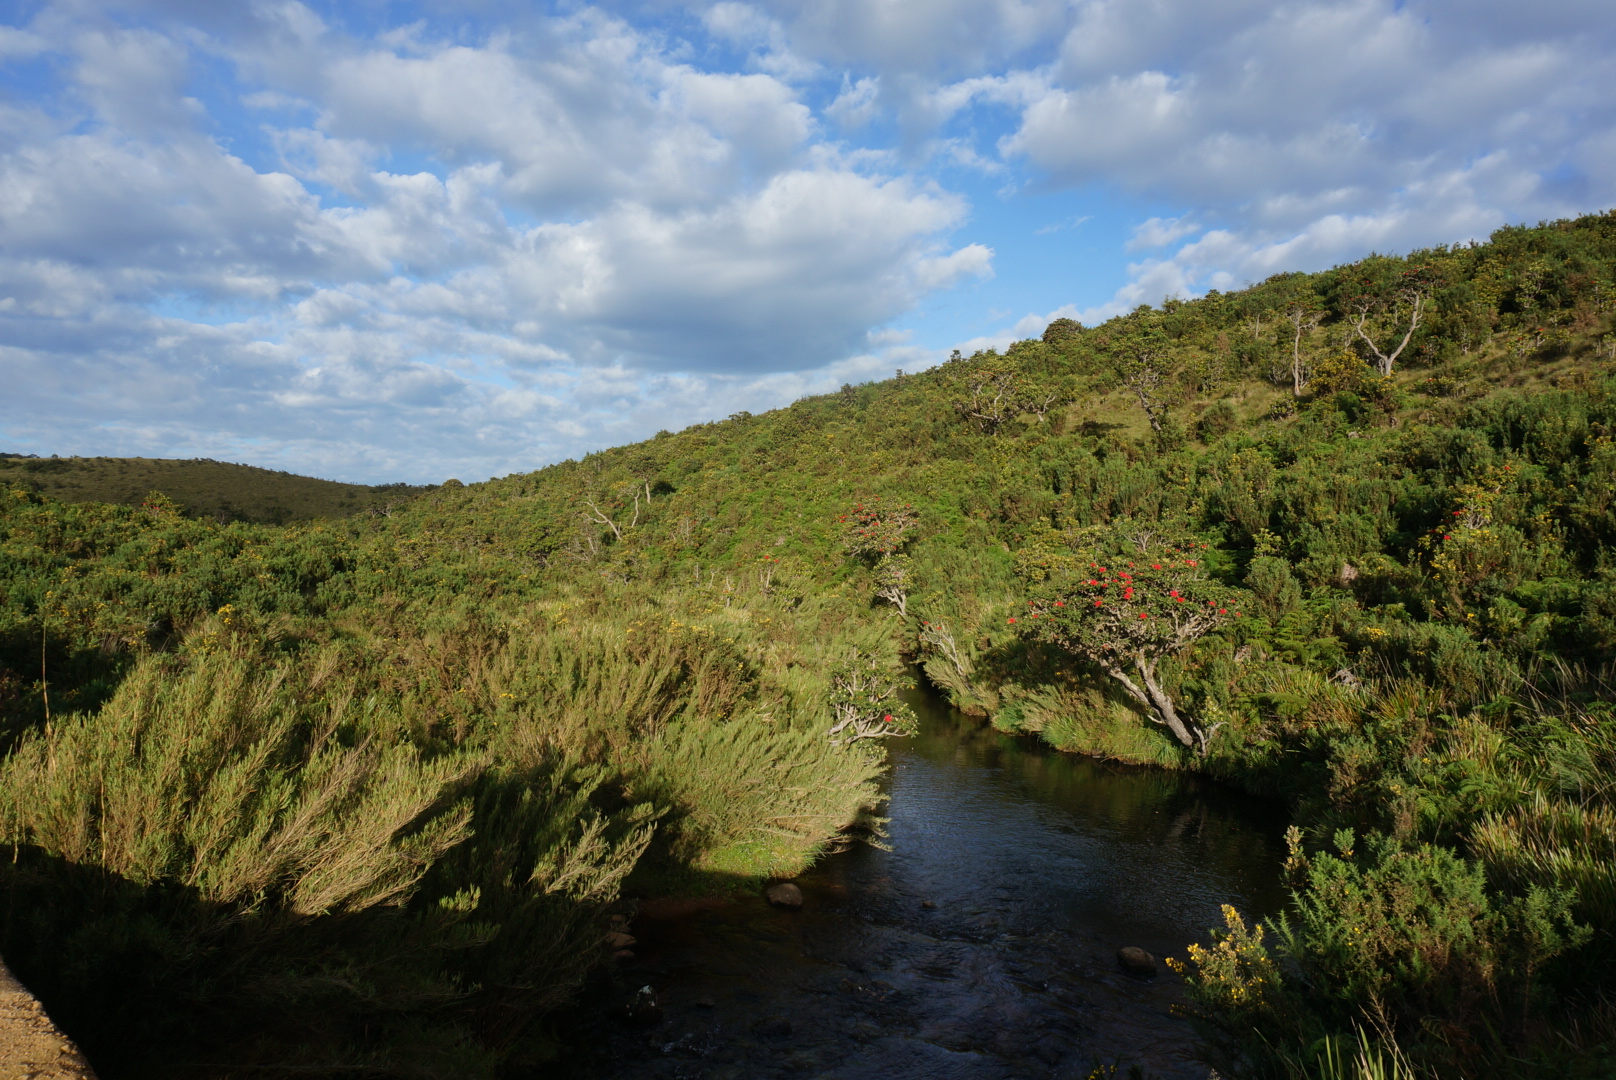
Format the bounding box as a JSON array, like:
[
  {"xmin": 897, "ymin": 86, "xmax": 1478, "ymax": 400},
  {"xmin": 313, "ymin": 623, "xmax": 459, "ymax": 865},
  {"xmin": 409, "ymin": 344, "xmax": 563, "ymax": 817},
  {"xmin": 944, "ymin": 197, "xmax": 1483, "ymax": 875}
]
[{"xmin": 562, "ymin": 688, "xmax": 1288, "ymax": 1080}]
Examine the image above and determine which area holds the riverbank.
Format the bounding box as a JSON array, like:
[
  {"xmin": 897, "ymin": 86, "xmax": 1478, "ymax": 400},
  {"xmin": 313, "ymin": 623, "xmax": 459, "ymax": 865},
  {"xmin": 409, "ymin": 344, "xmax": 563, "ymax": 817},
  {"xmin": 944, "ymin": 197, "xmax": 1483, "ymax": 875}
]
[
  {"xmin": 0, "ymin": 955, "xmax": 97, "ymax": 1080},
  {"xmin": 563, "ymin": 686, "xmax": 1288, "ymax": 1078}
]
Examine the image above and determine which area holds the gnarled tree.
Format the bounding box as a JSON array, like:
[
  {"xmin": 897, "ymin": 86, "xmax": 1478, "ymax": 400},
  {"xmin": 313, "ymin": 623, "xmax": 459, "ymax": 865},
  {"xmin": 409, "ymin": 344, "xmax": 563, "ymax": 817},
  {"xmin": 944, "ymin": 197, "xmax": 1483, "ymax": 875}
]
[
  {"xmin": 1015, "ymin": 523, "xmax": 1247, "ymax": 754},
  {"xmin": 825, "ymin": 650, "xmax": 919, "ymax": 747},
  {"xmin": 943, "ymin": 350, "xmax": 1063, "ymax": 434},
  {"xmin": 1339, "ymin": 260, "xmax": 1443, "ymax": 377},
  {"xmin": 1099, "ymin": 307, "xmax": 1175, "ymax": 432}
]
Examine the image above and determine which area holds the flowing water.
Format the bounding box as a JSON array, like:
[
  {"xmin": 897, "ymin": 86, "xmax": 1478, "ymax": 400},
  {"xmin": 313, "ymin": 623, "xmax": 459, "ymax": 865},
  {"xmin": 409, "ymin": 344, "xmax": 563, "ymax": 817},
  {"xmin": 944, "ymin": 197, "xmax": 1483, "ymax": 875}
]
[{"xmin": 564, "ymin": 688, "xmax": 1288, "ymax": 1080}]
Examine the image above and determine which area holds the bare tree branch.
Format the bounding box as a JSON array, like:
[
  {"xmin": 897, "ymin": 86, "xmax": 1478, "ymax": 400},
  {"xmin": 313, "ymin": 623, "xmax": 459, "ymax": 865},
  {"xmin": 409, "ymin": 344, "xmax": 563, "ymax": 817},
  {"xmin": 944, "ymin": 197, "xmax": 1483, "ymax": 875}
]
[{"xmin": 1353, "ymin": 289, "xmax": 1426, "ymax": 378}]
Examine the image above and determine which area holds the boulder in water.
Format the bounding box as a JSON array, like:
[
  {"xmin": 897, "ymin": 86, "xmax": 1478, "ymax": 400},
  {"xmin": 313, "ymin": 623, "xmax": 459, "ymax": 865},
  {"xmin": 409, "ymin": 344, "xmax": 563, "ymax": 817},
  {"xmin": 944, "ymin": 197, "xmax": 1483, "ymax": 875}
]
[
  {"xmin": 766, "ymin": 882, "xmax": 804, "ymax": 908},
  {"xmin": 1117, "ymin": 946, "xmax": 1157, "ymax": 976},
  {"xmin": 622, "ymin": 985, "xmax": 663, "ymax": 1025}
]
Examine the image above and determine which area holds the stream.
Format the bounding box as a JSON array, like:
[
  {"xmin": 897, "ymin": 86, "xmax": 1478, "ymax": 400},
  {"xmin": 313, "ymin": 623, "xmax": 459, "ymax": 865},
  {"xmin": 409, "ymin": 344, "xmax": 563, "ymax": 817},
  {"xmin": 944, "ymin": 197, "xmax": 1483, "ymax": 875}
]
[{"xmin": 564, "ymin": 687, "xmax": 1289, "ymax": 1080}]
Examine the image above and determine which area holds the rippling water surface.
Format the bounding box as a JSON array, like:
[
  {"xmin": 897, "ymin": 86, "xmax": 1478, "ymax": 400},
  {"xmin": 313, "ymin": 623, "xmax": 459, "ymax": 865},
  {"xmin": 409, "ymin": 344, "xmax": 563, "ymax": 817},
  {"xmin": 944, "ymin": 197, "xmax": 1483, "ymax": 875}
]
[{"xmin": 564, "ymin": 688, "xmax": 1288, "ymax": 1080}]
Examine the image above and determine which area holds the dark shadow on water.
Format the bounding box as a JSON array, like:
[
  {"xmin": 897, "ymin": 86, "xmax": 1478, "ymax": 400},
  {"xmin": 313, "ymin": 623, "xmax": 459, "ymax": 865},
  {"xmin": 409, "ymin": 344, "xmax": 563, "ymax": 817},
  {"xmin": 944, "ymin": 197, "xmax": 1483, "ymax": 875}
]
[{"xmin": 556, "ymin": 685, "xmax": 1289, "ymax": 1080}]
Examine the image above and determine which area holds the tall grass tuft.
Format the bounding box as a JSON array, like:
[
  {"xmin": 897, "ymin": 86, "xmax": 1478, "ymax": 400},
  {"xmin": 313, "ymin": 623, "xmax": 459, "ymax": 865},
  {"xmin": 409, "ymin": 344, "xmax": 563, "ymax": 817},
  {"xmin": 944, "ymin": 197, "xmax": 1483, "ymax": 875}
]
[
  {"xmin": 0, "ymin": 650, "xmax": 475, "ymax": 914},
  {"xmin": 0, "ymin": 647, "xmax": 653, "ymax": 1076},
  {"xmin": 1303, "ymin": 1028, "xmax": 1420, "ymax": 1080}
]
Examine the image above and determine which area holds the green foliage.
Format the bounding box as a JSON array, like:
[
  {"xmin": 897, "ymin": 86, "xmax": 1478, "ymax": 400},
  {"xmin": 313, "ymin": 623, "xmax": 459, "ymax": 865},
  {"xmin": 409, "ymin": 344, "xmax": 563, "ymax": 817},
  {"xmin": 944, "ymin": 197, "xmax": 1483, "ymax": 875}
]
[
  {"xmin": 1016, "ymin": 521, "xmax": 1245, "ymax": 750},
  {"xmin": 1197, "ymin": 399, "xmax": 1241, "ymax": 441},
  {"xmin": 0, "ymin": 454, "xmax": 431, "ymax": 523},
  {"xmin": 1283, "ymin": 833, "xmax": 1588, "ymax": 1031},
  {"xmin": 1246, "ymin": 556, "xmax": 1304, "ymax": 618},
  {"xmin": 9, "ymin": 209, "xmax": 1616, "ymax": 1075}
]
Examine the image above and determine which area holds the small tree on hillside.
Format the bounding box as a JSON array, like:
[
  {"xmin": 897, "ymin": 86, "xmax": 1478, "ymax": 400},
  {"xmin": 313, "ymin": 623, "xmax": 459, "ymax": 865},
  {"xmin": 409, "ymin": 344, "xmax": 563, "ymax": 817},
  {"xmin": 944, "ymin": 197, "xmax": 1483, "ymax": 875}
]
[
  {"xmin": 1015, "ymin": 524, "xmax": 1247, "ymax": 754},
  {"xmin": 1099, "ymin": 308, "xmax": 1175, "ymax": 432},
  {"xmin": 1043, "ymin": 317, "xmax": 1083, "ymax": 347},
  {"xmin": 944, "ymin": 351, "xmax": 1063, "ymax": 434},
  {"xmin": 1284, "ymin": 302, "xmax": 1323, "ymax": 397},
  {"xmin": 955, "ymin": 361, "xmax": 1020, "ymax": 434},
  {"xmin": 825, "ymin": 650, "xmax": 919, "ymax": 747},
  {"xmin": 840, "ymin": 499, "xmax": 920, "ymax": 616},
  {"xmin": 582, "ymin": 478, "xmax": 657, "ymax": 543},
  {"xmin": 1340, "ymin": 260, "xmax": 1443, "ymax": 377}
]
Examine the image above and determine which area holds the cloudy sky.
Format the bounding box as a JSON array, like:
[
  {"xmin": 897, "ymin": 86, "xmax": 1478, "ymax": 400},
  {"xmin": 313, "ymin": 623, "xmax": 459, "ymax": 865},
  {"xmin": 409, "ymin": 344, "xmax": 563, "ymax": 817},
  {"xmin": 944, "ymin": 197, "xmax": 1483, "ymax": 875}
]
[{"xmin": 1, "ymin": 0, "xmax": 1612, "ymax": 483}]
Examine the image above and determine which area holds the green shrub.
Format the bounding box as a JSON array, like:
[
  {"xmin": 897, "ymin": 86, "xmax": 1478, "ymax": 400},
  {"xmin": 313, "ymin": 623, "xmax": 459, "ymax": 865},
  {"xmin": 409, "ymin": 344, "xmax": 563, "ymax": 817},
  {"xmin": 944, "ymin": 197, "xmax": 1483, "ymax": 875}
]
[
  {"xmin": 1280, "ymin": 832, "xmax": 1589, "ymax": 1060},
  {"xmin": 1197, "ymin": 400, "xmax": 1241, "ymax": 442},
  {"xmin": 639, "ymin": 715, "xmax": 884, "ymax": 878},
  {"xmin": 0, "ymin": 648, "xmax": 652, "ymax": 1075}
]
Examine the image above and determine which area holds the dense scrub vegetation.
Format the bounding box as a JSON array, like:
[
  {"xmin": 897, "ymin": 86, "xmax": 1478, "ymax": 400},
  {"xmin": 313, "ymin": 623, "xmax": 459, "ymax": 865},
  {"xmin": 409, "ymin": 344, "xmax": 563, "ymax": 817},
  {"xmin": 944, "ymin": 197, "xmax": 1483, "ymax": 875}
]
[
  {"xmin": 0, "ymin": 454, "xmax": 434, "ymax": 523},
  {"xmin": 4, "ymin": 209, "xmax": 1616, "ymax": 1077}
]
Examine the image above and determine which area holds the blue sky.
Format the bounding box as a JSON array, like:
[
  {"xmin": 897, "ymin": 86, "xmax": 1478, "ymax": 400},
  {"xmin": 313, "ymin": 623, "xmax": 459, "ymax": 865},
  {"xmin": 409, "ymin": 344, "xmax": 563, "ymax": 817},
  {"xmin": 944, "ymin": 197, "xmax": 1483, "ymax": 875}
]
[{"xmin": 1, "ymin": 0, "xmax": 1613, "ymax": 483}]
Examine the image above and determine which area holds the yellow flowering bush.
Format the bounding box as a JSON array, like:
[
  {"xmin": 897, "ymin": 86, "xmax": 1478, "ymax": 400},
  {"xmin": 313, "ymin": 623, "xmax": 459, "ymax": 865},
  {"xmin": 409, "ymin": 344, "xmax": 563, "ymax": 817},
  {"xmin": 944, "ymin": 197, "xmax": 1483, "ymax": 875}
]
[{"xmin": 1173, "ymin": 904, "xmax": 1286, "ymax": 1023}]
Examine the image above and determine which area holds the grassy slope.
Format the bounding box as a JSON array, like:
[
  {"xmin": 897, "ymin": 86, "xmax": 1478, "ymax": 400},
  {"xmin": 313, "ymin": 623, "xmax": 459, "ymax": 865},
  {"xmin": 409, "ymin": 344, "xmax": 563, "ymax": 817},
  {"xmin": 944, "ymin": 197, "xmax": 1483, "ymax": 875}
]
[{"xmin": 0, "ymin": 455, "xmax": 431, "ymax": 523}]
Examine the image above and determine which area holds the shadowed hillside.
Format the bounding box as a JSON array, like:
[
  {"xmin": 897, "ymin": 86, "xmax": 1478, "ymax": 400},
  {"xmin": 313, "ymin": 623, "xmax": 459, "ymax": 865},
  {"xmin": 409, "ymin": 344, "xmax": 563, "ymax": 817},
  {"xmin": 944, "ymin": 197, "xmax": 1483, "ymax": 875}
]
[{"xmin": 0, "ymin": 455, "xmax": 432, "ymax": 524}]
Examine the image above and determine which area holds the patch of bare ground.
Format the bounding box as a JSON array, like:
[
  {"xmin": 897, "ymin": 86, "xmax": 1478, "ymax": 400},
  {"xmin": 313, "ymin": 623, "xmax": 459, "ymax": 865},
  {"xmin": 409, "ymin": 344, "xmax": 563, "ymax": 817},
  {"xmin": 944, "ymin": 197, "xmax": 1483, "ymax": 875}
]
[{"xmin": 0, "ymin": 956, "xmax": 96, "ymax": 1080}]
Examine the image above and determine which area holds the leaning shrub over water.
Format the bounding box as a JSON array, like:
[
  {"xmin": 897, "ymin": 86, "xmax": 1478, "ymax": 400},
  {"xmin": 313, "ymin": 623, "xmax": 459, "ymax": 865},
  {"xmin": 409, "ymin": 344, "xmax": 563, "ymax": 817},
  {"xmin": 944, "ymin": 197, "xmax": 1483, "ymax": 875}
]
[{"xmin": 637, "ymin": 714, "xmax": 886, "ymax": 878}]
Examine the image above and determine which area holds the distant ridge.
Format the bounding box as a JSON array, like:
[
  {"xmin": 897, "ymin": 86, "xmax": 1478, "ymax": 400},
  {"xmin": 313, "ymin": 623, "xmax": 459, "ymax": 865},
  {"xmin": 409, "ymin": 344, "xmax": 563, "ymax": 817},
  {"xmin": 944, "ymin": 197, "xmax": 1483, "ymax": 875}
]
[{"xmin": 0, "ymin": 455, "xmax": 433, "ymax": 524}]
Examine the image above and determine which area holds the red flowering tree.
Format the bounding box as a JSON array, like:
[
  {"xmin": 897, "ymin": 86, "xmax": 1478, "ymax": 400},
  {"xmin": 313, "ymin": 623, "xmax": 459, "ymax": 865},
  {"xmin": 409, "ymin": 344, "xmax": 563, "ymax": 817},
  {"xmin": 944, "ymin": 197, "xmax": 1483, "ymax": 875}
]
[
  {"xmin": 839, "ymin": 499, "xmax": 920, "ymax": 616},
  {"xmin": 840, "ymin": 499, "xmax": 918, "ymax": 559},
  {"xmin": 1014, "ymin": 524, "xmax": 1247, "ymax": 754}
]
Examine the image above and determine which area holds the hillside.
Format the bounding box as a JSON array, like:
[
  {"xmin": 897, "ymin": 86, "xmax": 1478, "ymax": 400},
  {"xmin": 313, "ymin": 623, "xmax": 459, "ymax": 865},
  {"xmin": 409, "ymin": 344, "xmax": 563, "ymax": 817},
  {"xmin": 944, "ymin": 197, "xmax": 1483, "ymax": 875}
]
[
  {"xmin": 0, "ymin": 454, "xmax": 431, "ymax": 523},
  {"xmin": 2, "ymin": 209, "xmax": 1616, "ymax": 1078}
]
